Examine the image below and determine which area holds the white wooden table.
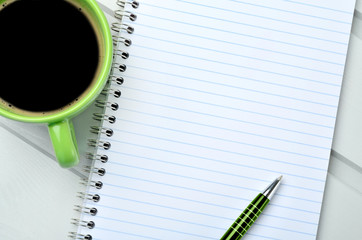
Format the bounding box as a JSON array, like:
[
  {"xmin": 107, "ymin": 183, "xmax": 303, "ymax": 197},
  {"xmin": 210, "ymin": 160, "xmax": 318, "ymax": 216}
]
[{"xmin": 1, "ymin": 1, "xmax": 362, "ymax": 239}]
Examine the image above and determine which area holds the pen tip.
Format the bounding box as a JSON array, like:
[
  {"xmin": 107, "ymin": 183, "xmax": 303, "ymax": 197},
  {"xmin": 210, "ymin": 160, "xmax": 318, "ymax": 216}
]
[{"xmin": 262, "ymin": 175, "xmax": 283, "ymax": 199}]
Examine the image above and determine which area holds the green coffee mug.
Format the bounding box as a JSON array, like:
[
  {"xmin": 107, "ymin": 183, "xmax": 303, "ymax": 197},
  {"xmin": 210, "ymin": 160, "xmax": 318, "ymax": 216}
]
[{"xmin": 0, "ymin": 0, "xmax": 113, "ymax": 168}]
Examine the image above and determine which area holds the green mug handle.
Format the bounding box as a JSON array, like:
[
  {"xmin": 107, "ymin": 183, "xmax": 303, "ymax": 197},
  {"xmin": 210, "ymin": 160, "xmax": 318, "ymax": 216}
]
[{"xmin": 48, "ymin": 119, "xmax": 79, "ymax": 168}]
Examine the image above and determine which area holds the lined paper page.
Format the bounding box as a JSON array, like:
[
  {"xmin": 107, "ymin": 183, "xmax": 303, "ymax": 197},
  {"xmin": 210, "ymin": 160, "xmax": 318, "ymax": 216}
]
[{"xmin": 81, "ymin": 0, "xmax": 355, "ymax": 239}]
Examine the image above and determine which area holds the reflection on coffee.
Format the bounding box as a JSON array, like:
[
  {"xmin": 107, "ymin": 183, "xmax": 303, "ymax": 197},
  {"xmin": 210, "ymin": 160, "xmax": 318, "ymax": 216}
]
[{"xmin": 0, "ymin": 0, "xmax": 100, "ymax": 113}]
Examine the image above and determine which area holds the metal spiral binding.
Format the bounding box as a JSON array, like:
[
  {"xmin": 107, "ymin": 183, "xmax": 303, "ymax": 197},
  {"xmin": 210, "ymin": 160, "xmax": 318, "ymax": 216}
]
[
  {"xmin": 80, "ymin": 178, "xmax": 104, "ymax": 189},
  {"xmin": 69, "ymin": 1, "xmax": 137, "ymax": 239},
  {"xmin": 112, "ymin": 35, "xmax": 132, "ymax": 46},
  {"xmin": 113, "ymin": 62, "xmax": 127, "ymax": 72},
  {"xmin": 95, "ymin": 100, "xmax": 119, "ymax": 111},
  {"xmin": 68, "ymin": 232, "xmax": 93, "ymax": 240},
  {"xmin": 111, "ymin": 22, "xmax": 134, "ymax": 34},
  {"xmin": 114, "ymin": 49, "xmax": 129, "ymax": 59},
  {"xmin": 85, "ymin": 153, "xmax": 109, "ymax": 163},
  {"xmin": 71, "ymin": 219, "xmax": 95, "ymax": 229},
  {"xmin": 83, "ymin": 166, "xmax": 107, "ymax": 177},
  {"xmin": 92, "ymin": 113, "xmax": 116, "ymax": 124},
  {"xmin": 114, "ymin": 9, "xmax": 137, "ymax": 21},
  {"xmin": 74, "ymin": 205, "xmax": 98, "ymax": 216},
  {"xmin": 101, "ymin": 87, "xmax": 122, "ymax": 98},
  {"xmin": 117, "ymin": 0, "xmax": 139, "ymax": 9},
  {"xmin": 110, "ymin": 76, "xmax": 124, "ymax": 85},
  {"xmin": 77, "ymin": 192, "xmax": 101, "ymax": 202},
  {"xmin": 90, "ymin": 126, "xmax": 114, "ymax": 136},
  {"xmin": 88, "ymin": 139, "xmax": 111, "ymax": 150}
]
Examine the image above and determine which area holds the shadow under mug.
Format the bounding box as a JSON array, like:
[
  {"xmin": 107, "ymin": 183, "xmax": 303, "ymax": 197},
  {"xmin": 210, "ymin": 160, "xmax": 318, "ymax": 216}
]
[{"xmin": 0, "ymin": 0, "xmax": 113, "ymax": 168}]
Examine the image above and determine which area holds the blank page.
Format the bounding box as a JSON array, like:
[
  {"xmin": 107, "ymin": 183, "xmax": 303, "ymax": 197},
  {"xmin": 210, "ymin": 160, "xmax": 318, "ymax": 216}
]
[{"xmin": 80, "ymin": 0, "xmax": 356, "ymax": 239}]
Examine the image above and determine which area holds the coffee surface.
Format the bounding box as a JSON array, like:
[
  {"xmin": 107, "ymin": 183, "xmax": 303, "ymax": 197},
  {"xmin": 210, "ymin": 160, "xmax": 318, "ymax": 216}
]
[{"xmin": 0, "ymin": 0, "xmax": 99, "ymax": 112}]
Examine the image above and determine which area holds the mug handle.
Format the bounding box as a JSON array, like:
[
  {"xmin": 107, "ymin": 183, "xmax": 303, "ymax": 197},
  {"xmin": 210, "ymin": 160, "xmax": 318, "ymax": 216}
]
[{"xmin": 48, "ymin": 119, "xmax": 79, "ymax": 168}]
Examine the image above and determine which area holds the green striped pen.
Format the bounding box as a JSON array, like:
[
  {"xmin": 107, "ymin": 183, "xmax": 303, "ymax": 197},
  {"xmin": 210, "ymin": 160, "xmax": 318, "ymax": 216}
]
[{"xmin": 220, "ymin": 176, "xmax": 283, "ymax": 240}]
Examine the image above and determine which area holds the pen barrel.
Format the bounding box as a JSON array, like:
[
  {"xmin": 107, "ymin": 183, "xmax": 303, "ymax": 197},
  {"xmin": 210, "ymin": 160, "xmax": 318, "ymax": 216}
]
[{"xmin": 220, "ymin": 193, "xmax": 269, "ymax": 240}]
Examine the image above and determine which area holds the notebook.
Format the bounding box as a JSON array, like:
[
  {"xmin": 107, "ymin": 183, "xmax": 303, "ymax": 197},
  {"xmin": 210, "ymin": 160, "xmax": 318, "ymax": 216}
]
[{"xmin": 71, "ymin": 0, "xmax": 356, "ymax": 239}]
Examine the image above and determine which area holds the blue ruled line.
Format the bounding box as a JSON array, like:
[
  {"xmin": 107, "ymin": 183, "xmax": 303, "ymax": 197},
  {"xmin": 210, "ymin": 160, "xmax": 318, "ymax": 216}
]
[
  {"xmin": 130, "ymin": 53, "xmax": 340, "ymax": 88},
  {"xmin": 92, "ymin": 202, "xmax": 316, "ymax": 237},
  {"xmin": 106, "ymin": 171, "xmax": 321, "ymax": 211},
  {"xmin": 283, "ymin": 0, "xmax": 352, "ymax": 14},
  {"xmin": 106, "ymin": 172, "xmax": 259, "ymax": 202},
  {"xmin": 122, "ymin": 84, "xmax": 335, "ymax": 129},
  {"xmin": 95, "ymin": 216, "xmax": 278, "ymax": 240},
  {"xmin": 121, "ymin": 97, "xmax": 333, "ymax": 139},
  {"xmin": 88, "ymin": 193, "xmax": 232, "ymax": 220},
  {"xmin": 122, "ymin": 72, "xmax": 337, "ymax": 109},
  {"xmin": 103, "ymin": 183, "xmax": 320, "ymax": 214},
  {"xmin": 106, "ymin": 157, "xmax": 324, "ymax": 202},
  {"xmin": 128, "ymin": 22, "xmax": 343, "ymax": 67},
  {"xmin": 95, "ymin": 215, "xmax": 216, "ymax": 239},
  {"xmin": 135, "ymin": 12, "xmax": 348, "ymax": 52},
  {"xmin": 87, "ymin": 193, "xmax": 319, "ymax": 226},
  {"xmin": 170, "ymin": 0, "xmax": 348, "ymax": 34},
  {"xmin": 127, "ymin": 64, "xmax": 340, "ymax": 98},
  {"xmin": 133, "ymin": 43, "xmax": 342, "ymax": 81},
  {"xmin": 102, "ymin": 138, "xmax": 327, "ymax": 192},
  {"xmin": 132, "ymin": 33, "xmax": 343, "ymax": 77},
  {"xmin": 116, "ymin": 106, "xmax": 329, "ymax": 149},
  {"xmin": 94, "ymin": 226, "xmax": 162, "ymax": 240},
  {"xmin": 95, "ymin": 203, "xmax": 225, "ymax": 230},
  {"xmin": 111, "ymin": 128, "xmax": 327, "ymax": 162},
  {"xmin": 107, "ymin": 149, "xmax": 325, "ymax": 184},
  {"xmin": 226, "ymin": 0, "xmax": 349, "ymax": 24},
  {"xmin": 112, "ymin": 119, "xmax": 327, "ymax": 160},
  {"xmin": 122, "ymin": 80, "xmax": 335, "ymax": 125},
  {"xmin": 101, "ymin": 136, "xmax": 327, "ymax": 173},
  {"xmin": 115, "ymin": 113, "xmax": 330, "ymax": 150}
]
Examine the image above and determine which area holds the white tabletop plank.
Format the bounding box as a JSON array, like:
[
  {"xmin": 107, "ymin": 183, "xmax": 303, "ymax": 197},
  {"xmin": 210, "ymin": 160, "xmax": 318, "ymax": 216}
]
[
  {"xmin": 332, "ymin": 12, "xmax": 362, "ymax": 169},
  {"xmin": 0, "ymin": 126, "xmax": 84, "ymax": 240},
  {"xmin": 317, "ymin": 160, "xmax": 362, "ymax": 240}
]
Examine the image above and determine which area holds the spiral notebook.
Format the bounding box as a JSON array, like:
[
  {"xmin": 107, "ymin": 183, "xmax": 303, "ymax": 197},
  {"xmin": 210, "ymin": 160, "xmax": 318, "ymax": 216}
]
[{"xmin": 71, "ymin": 0, "xmax": 356, "ymax": 239}]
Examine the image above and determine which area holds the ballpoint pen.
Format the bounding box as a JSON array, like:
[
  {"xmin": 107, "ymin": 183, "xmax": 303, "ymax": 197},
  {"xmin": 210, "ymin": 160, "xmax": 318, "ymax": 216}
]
[{"xmin": 220, "ymin": 175, "xmax": 283, "ymax": 240}]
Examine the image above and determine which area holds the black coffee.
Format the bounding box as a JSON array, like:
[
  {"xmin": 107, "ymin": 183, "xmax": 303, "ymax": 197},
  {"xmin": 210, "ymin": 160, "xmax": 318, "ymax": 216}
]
[{"xmin": 0, "ymin": 0, "xmax": 100, "ymax": 112}]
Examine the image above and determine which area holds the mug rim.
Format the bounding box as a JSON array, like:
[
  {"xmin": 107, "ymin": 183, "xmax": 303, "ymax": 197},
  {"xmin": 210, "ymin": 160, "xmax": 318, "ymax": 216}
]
[{"xmin": 0, "ymin": 0, "xmax": 113, "ymax": 124}]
